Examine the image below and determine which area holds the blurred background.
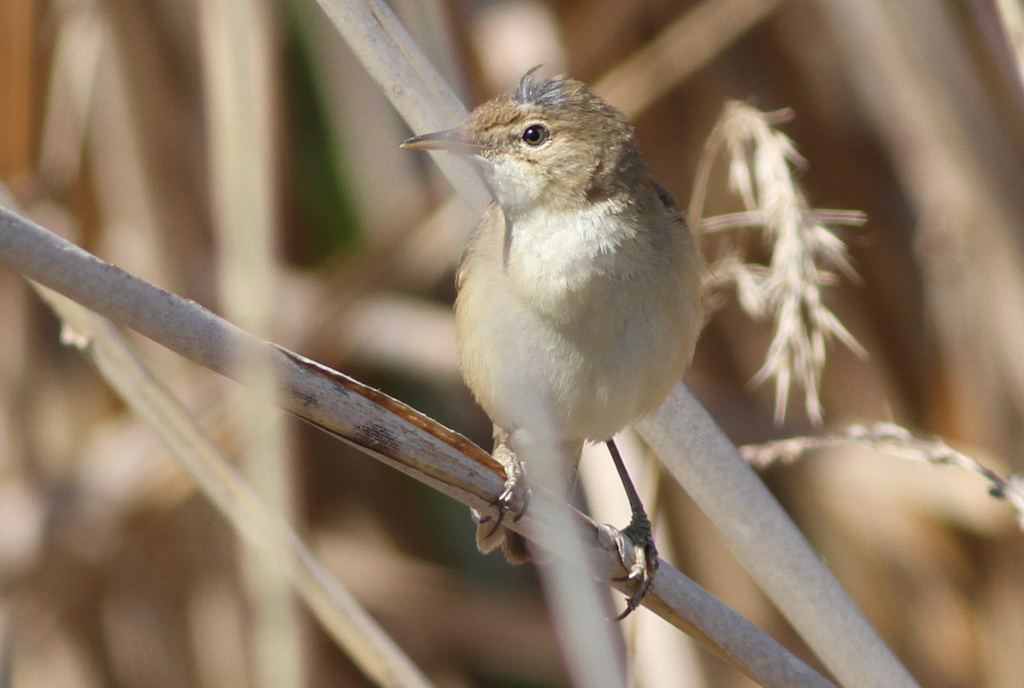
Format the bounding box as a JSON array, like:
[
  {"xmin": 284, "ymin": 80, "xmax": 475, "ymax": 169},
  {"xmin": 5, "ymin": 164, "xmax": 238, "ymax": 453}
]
[{"xmin": 2, "ymin": 0, "xmax": 1024, "ymax": 686}]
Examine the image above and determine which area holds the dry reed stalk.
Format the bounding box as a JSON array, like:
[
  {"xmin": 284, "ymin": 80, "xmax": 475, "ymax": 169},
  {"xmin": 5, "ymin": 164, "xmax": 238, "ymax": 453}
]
[
  {"xmin": 199, "ymin": 0, "xmax": 301, "ymax": 685},
  {"xmin": 308, "ymin": 0, "xmax": 488, "ymax": 213}
]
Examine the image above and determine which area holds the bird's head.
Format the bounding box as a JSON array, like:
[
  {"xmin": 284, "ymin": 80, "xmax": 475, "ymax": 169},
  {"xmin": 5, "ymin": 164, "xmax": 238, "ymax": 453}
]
[{"xmin": 402, "ymin": 70, "xmax": 647, "ymax": 216}]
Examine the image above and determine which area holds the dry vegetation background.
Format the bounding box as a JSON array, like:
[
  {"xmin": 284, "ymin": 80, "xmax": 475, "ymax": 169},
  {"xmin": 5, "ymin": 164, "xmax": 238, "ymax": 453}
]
[{"xmin": 2, "ymin": 0, "xmax": 1024, "ymax": 686}]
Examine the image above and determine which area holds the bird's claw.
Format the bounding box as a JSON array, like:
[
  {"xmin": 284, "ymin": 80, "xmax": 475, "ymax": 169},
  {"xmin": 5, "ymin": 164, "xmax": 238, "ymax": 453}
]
[
  {"xmin": 481, "ymin": 443, "xmax": 529, "ymax": 538},
  {"xmin": 603, "ymin": 520, "xmax": 659, "ymax": 621}
]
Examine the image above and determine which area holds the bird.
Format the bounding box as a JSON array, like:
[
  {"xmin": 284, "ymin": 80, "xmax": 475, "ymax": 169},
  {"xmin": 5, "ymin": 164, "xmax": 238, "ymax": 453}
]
[{"xmin": 402, "ymin": 68, "xmax": 703, "ymax": 617}]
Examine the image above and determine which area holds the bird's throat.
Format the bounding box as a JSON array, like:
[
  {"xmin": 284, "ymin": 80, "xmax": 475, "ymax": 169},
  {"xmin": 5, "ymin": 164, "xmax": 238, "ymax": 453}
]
[{"xmin": 502, "ymin": 200, "xmax": 642, "ymax": 300}]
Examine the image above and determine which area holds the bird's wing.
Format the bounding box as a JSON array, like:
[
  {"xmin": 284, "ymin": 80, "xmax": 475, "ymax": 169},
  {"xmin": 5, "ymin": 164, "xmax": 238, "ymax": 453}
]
[{"xmin": 455, "ymin": 201, "xmax": 503, "ymax": 292}]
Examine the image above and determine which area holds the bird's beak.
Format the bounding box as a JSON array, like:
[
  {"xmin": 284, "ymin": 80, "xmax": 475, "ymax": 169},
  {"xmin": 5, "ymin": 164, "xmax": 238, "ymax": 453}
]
[{"xmin": 400, "ymin": 128, "xmax": 484, "ymax": 154}]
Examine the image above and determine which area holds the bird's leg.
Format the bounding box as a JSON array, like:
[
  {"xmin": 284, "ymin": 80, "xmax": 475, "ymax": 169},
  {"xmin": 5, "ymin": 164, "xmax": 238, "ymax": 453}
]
[{"xmin": 604, "ymin": 438, "xmax": 658, "ymax": 621}]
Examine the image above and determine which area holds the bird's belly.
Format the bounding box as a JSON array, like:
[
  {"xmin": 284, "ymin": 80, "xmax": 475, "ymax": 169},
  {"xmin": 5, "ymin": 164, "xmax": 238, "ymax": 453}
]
[{"xmin": 456, "ymin": 276, "xmax": 691, "ymax": 443}]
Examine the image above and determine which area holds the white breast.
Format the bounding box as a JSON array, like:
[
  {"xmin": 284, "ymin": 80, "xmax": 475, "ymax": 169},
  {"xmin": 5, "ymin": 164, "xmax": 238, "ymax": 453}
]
[{"xmin": 505, "ymin": 202, "xmax": 629, "ymax": 307}]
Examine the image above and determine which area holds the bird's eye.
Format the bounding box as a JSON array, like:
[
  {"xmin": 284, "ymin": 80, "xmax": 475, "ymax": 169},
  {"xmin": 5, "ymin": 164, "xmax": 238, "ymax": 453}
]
[{"xmin": 521, "ymin": 124, "xmax": 549, "ymax": 146}]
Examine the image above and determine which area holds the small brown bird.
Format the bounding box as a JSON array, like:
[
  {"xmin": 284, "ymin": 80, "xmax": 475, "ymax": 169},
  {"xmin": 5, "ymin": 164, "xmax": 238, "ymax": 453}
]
[{"xmin": 403, "ymin": 69, "xmax": 703, "ymax": 616}]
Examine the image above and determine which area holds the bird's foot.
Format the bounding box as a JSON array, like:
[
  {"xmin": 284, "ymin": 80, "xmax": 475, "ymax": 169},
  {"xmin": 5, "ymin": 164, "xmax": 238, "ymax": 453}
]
[
  {"xmin": 474, "ymin": 441, "xmax": 530, "ymax": 537},
  {"xmin": 603, "ymin": 510, "xmax": 659, "ymax": 621}
]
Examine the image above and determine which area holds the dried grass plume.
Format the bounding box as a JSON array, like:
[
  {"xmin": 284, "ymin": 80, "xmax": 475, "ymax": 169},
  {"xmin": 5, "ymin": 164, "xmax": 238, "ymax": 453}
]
[{"xmin": 691, "ymin": 102, "xmax": 868, "ymax": 424}]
